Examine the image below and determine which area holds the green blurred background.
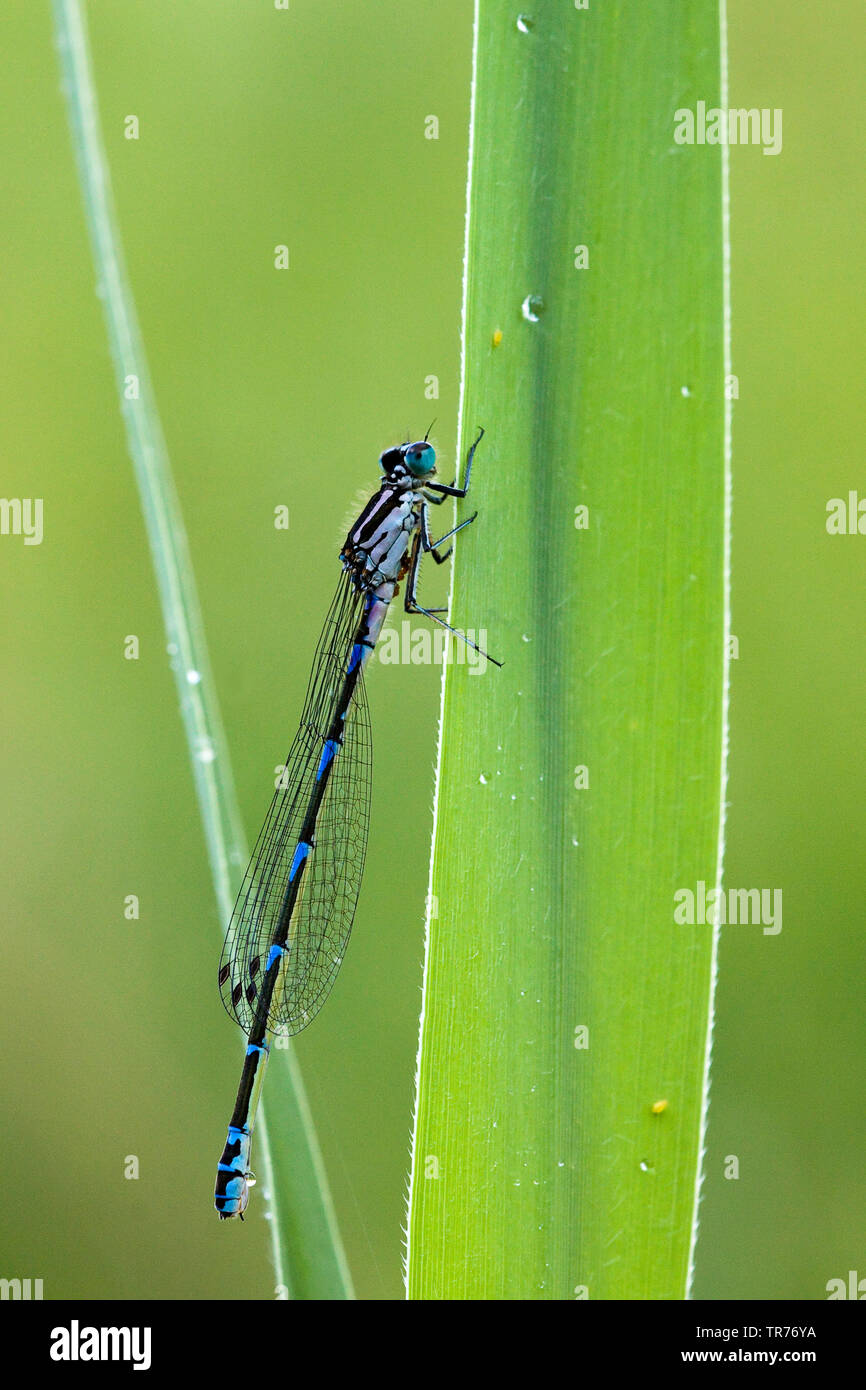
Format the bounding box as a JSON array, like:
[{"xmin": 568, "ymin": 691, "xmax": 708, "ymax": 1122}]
[{"xmin": 1, "ymin": 1, "xmax": 862, "ymax": 1300}]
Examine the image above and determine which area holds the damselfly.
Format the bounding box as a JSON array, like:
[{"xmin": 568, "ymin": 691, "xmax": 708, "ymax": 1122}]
[{"xmin": 215, "ymin": 427, "xmax": 498, "ymax": 1219}]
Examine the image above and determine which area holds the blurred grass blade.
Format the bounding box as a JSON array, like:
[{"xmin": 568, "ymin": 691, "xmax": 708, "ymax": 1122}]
[
  {"xmin": 52, "ymin": 0, "xmax": 353, "ymax": 1299},
  {"xmin": 406, "ymin": 0, "xmax": 730, "ymax": 1299}
]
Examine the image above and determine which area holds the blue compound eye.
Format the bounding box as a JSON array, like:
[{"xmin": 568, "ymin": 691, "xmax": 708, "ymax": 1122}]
[{"xmin": 404, "ymin": 442, "xmax": 436, "ymax": 478}]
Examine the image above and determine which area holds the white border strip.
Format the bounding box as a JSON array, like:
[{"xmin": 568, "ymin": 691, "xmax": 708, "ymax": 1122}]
[
  {"xmin": 686, "ymin": 0, "xmax": 733, "ymax": 1298},
  {"xmin": 402, "ymin": 0, "xmax": 480, "ymax": 1296}
]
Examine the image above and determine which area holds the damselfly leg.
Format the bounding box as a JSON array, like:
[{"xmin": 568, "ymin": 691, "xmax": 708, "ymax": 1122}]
[
  {"xmin": 406, "ymin": 429, "xmax": 501, "ymax": 667},
  {"xmin": 422, "ymin": 425, "xmax": 484, "ymax": 502}
]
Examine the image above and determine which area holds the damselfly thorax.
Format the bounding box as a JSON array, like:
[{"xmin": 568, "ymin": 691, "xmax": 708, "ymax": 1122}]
[{"xmin": 340, "ymin": 483, "xmax": 421, "ymax": 592}]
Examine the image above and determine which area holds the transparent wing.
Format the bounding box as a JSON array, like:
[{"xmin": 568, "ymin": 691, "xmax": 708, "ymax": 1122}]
[{"xmin": 218, "ymin": 572, "xmax": 372, "ymax": 1036}]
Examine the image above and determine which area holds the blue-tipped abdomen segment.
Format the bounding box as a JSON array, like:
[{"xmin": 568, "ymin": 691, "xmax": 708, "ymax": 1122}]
[
  {"xmin": 214, "ymin": 1040, "xmax": 269, "ymax": 1219},
  {"xmin": 317, "ymin": 738, "xmax": 340, "ymax": 780},
  {"xmin": 214, "ymin": 1123, "xmax": 253, "ymax": 1219},
  {"xmin": 347, "ymin": 591, "xmax": 392, "ymax": 676},
  {"xmin": 289, "ymin": 840, "xmax": 311, "ymax": 881},
  {"xmin": 266, "ymin": 941, "xmax": 287, "ymax": 972}
]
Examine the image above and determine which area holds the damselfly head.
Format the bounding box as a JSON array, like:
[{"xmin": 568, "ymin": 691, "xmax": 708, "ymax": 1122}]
[
  {"xmin": 378, "ymin": 446, "xmax": 404, "ymax": 477},
  {"xmin": 379, "ymin": 440, "xmax": 437, "ymax": 481}
]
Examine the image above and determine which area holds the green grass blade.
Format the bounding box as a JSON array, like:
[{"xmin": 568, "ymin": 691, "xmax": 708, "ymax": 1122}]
[
  {"xmin": 52, "ymin": 0, "xmax": 353, "ymax": 1300},
  {"xmin": 406, "ymin": 0, "xmax": 730, "ymax": 1299}
]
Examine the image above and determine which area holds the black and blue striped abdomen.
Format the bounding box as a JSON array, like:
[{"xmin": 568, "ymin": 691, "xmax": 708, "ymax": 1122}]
[{"xmin": 217, "ymin": 573, "xmax": 389, "ymax": 1038}]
